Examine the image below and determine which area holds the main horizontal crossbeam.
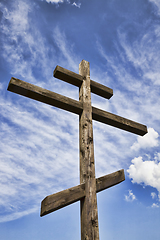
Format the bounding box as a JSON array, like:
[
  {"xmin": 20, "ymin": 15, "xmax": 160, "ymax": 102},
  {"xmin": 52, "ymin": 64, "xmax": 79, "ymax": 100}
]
[
  {"xmin": 40, "ymin": 169, "xmax": 125, "ymax": 217},
  {"xmin": 8, "ymin": 77, "xmax": 83, "ymax": 115},
  {"xmin": 8, "ymin": 77, "xmax": 147, "ymax": 136},
  {"xmin": 54, "ymin": 65, "xmax": 113, "ymax": 99}
]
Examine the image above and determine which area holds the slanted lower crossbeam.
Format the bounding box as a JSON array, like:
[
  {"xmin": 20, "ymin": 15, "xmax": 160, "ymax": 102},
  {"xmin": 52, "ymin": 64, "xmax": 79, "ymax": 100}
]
[{"xmin": 41, "ymin": 169, "xmax": 125, "ymax": 216}]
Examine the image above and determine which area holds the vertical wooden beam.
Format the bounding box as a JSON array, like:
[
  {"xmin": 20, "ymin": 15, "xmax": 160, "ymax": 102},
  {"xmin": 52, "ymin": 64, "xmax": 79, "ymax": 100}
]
[{"xmin": 79, "ymin": 60, "xmax": 99, "ymax": 240}]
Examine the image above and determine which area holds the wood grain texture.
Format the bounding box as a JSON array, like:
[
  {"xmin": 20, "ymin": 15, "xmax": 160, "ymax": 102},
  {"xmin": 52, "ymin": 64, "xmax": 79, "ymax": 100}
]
[
  {"xmin": 79, "ymin": 60, "xmax": 99, "ymax": 240},
  {"xmin": 92, "ymin": 106, "xmax": 147, "ymax": 136},
  {"xmin": 96, "ymin": 169, "xmax": 125, "ymax": 193},
  {"xmin": 54, "ymin": 65, "xmax": 113, "ymax": 99},
  {"xmin": 90, "ymin": 79, "xmax": 113, "ymax": 99},
  {"xmin": 54, "ymin": 65, "xmax": 83, "ymax": 87},
  {"xmin": 7, "ymin": 77, "xmax": 83, "ymax": 115},
  {"xmin": 40, "ymin": 169, "xmax": 125, "ymax": 217},
  {"xmin": 41, "ymin": 183, "xmax": 85, "ymax": 217}
]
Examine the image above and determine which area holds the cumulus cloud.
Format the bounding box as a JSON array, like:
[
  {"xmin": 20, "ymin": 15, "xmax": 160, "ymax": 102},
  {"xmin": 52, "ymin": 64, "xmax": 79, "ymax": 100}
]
[
  {"xmin": 131, "ymin": 128, "xmax": 159, "ymax": 151},
  {"xmin": 125, "ymin": 190, "xmax": 136, "ymax": 202},
  {"xmin": 127, "ymin": 156, "xmax": 160, "ymax": 199}
]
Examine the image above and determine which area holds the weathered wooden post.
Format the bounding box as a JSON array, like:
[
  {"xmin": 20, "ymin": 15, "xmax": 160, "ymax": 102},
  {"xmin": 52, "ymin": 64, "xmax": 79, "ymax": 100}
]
[
  {"xmin": 79, "ymin": 60, "xmax": 99, "ymax": 239},
  {"xmin": 7, "ymin": 60, "xmax": 148, "ymax": 240}
]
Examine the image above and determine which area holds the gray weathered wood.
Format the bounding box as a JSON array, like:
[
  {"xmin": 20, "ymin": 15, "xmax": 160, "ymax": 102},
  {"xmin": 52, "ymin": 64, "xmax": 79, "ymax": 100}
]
[
  {"xmin": 41, "ymin": 183, "xmax": 85, "ymax": 217},
  {"xmin": 54, "ymin": 65, "xmax": 83, "ymax": 87},
  {"xmin": 79, "ymin": 60, "xmax": 99, "ymax": 240},
  {"xmin": 96, "ymin": 169, "xmax": 125, "ymax": 193},
  {"xmin": 7, "ymin": 77, "xmax": 147, "ymax": 136},
  {"xmin": 92, "ymin": 106, "xmax": 147, "ymax": 136},
  {"xmin": 40, "ymin": 169, "xmax": 125, "ymax": 217},
  {"xmin": 8, "ymin": 77, "xmax": 83, "ymax": 115},
  {"xmin": 90, "ymin": 79, "xmax": 113, "ymax": 100},
  {"xmin": 54, "ymin": 65, "xmax": 113, "ymax": 99}
]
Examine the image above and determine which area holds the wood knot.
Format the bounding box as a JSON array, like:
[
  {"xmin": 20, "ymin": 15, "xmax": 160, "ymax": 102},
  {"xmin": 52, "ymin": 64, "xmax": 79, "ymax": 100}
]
[
  {"xmin": 83, "ymin": 123, "xmax": 88, "ymax": 129},
  {"xmin": 91, "ymin": 218, "xmax": 98, "ymax": 227},
  {"xmin": 80, "ymin": 148, "xmax": 85, "ymax": 158},
  {"xmin": 87, "ymin": 137, "xmax": 93, "ymax": 144}
]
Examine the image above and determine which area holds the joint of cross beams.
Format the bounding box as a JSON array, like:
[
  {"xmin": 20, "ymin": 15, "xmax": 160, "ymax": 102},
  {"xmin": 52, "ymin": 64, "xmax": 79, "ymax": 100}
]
[{"xmin": 53, "ymin": 65, "xmax": 113, "ymax": 99}]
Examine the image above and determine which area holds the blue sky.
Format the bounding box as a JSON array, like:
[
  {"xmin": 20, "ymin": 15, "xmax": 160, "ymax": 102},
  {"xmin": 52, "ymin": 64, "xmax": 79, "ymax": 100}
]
[{"xmin": 0, "ymin": 0, "xmax": 160, "ymax": 239}]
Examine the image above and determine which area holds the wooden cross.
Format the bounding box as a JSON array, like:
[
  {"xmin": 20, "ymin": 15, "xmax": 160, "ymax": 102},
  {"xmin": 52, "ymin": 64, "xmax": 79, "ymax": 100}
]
[{"xmin": 7, "ymin": 60, "xmax": 147, "ymax": 240}]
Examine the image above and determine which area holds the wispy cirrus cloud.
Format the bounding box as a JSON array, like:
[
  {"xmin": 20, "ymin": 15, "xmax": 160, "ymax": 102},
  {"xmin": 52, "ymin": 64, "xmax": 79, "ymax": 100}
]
[
  {"xmin": 97, "ymin": 15, "xmax": 160, "ymax": 206},
  {"xmin": 0, "ymin": 89, "xmax": 79, "ymax": 222},
  {"xmin": 53, "ymin": 26, "xmax": 79, "ymax": 72},
  {"xmin": 0, "ymin": 0, "xmax": 81, "ymax": 222},
  {"xmin": 41, "ymin": 0, "xmax": 81, "ymax": 7},
  {"xmin": 0, "ymin": 0, "xmax": 113, "ymax": 224},
  {"xmin": 1, "ymin": 0, "xmax": 160, "ymax": 225},
  {"xmin": 0, "ymin": 0, "xmax": 56, "ymax": 85},
  {"xmin": 117, "ymin": 26, "xmax": 160, "ymax": 86},
  {"xmin": 149, "ymin": 0, "xmax": 160, "ymax": 15},
  {"xmin": 97, "ymin": 20, "xmax": 160, "ymax": 130},
  {"xmin": 45, "ymin": 0, "xmax": 64, "ymax": 3}
]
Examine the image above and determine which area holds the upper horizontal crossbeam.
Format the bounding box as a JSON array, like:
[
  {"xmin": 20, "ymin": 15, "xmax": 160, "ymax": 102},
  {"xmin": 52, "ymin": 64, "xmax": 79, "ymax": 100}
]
[
  {"xmin": 54, "ymin": 65, "xmax": 113, "ymax": 99},
  {"xmin": 7, "ymin": 77, "xmax": 147, "ymax": 136}
]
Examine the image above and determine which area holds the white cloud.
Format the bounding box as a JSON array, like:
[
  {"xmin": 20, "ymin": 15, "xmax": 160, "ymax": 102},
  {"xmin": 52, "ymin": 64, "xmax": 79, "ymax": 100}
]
[
  {"xmin": 117, "ymin": 24, "xmax": 160, "ymax": 86},
  {"xmin": 127, "ymin": 156, "xmax": 160, "ymax": 199},
  {"xmin": 41, "ymin": 0, "xmax": 80, "ymax": 6},
  {"xmin": 151, "ymin": 203, "xmax": 159, "ymax": 208},
  {"xmin": 1, "ymin": 0, "xmax": 160, "ymax": 224},
  {"xmin": 151, "ymin": 192, "xmax": 157, "ymax": 199},
  {"xmin": 45, "ymin": 0, "xmax": 64, "ymax": 3},
  {"xmin": 0, "ymin": 4, "xmax": 82, "ymax": 220},
  {"xmin": 72, "ymin": 2, "xmax": 81, "ymax": 8},
  {"xmin": 97, "ymin": 34, "xmax": 160, "ymax": 131},
  {"xmin": 0, "ymin": 206, "xmax": 39, "ymax": 223},
  {"xmin": 125, "ymin": 190, "xmax": 136, "ymax": 202},
  {"xmin": 0, "ymin": 0, "xmax": 56, "ymax": 83},
  {"xmin": 131, "ymin": 128, "xmax": 159, "ymax": 151},
  {"xmin": 0, "ymin": 92, "xmax": 80, "ymax": 222}
]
